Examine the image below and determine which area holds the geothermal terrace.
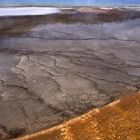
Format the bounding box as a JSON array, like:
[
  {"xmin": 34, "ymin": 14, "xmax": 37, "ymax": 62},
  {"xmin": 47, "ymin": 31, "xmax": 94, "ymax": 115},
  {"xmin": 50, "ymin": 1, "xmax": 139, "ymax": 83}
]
[{"xmin": 0, "ymin": 7, "xmax": 140, "ymax": 139}]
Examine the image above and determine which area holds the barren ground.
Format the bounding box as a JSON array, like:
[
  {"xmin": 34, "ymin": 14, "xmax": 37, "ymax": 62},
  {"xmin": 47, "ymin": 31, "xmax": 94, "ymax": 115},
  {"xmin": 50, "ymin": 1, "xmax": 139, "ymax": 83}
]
[{"xmin": 0, "ymin": 7, "xmax": 140, "ymax": 139}]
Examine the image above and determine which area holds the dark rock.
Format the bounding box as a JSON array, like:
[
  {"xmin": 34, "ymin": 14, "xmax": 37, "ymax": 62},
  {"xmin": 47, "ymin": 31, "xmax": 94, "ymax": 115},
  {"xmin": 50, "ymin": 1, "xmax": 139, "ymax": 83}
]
[{"xmin": 7, "ymin": 128, "xmax": 25, "ymax": 139}]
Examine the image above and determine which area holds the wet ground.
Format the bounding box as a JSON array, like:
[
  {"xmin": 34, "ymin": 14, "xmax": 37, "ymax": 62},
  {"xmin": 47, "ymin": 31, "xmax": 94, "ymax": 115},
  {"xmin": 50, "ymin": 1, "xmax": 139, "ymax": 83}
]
[{"xmin": 0, "ymin": 7, "xmax": 140, "ymax": 139}]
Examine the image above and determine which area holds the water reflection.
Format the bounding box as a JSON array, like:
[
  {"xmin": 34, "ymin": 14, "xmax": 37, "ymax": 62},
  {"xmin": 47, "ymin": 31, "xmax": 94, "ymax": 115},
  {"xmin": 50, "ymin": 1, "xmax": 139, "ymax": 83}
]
[
  {"xmin": 20, "ymin": 18, "xmax": 140, "ymax": 42},
  {"xmin": 0, "ymin": 8, "xmax": 140, "ymax": 37},
  {"xmin": 0, "ymin": 17, "xmax": 139, "ymax": 53}
]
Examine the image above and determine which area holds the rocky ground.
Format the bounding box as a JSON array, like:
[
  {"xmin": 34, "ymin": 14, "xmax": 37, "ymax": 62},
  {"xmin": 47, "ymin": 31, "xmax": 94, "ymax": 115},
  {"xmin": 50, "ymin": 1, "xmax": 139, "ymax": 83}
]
[{"xmin": 0, "ymin": 8, "xmax": 140, "ymax": 139}]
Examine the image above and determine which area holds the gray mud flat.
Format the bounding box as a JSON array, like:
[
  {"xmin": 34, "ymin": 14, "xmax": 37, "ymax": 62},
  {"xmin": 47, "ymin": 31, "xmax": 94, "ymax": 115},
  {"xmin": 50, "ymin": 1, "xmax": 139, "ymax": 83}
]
[{"xmin": 0, "ymin": 8, "xmax": 140, "ymax": 139}]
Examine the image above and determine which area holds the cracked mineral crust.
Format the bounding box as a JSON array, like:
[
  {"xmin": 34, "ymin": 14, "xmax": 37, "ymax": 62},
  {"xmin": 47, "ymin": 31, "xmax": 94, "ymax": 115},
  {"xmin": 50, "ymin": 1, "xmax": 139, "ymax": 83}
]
[{"xmin": 0, "ymin": 8, "xmax": 140, "ymax": 139}]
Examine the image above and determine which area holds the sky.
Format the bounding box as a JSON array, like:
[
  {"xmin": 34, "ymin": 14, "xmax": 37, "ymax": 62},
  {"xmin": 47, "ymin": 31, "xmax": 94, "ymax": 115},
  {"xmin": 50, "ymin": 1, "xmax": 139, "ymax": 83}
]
[{"xmin": 0, "ymin": 0, "xmax": 140, "ymax": 6}]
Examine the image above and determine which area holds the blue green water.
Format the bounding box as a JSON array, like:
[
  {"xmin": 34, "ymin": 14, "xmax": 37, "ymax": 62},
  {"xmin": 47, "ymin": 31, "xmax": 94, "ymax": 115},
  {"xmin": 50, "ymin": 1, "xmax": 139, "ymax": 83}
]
[{"xmin": 0, "ymin": 0, "xmax": 140, "ymax": 6}]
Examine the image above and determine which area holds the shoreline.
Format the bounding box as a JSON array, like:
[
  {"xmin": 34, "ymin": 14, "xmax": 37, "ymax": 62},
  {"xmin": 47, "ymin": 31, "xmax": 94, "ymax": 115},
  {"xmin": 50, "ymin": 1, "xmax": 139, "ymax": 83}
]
[
  {"xmin": 0, "ymin": 6, "xmax": 139, "ymax": 17},
  {"xmin": 0, "ymin": 7, "xmax": 140, "ymax": 36},
  {"xmin": 0, "ymin": 6, "xmax": 140, "ymax": 16}
]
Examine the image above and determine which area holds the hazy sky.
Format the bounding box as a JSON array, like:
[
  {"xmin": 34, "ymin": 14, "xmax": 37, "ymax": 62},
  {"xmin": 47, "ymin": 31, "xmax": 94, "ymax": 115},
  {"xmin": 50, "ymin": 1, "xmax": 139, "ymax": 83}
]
[{"xmin": 0, "ymin": 0, "xmax": 140, "ymax": 6}]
